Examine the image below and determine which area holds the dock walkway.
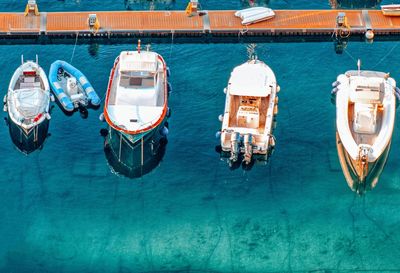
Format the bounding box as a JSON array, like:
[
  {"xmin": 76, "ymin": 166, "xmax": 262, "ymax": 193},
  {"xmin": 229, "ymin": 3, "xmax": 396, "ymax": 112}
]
[{"xmin": 0, "ymin": 9, "xmax": 400, "ymax": 43}]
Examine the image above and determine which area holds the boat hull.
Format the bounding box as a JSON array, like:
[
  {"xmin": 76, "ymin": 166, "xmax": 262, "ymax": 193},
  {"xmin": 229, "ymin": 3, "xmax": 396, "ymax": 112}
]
[
  {"xmin": 336, "ymin": 132, "xmax": 391, "ymax": 194},
  {"xmin": 104, "ymin": 118, "xmax": 168, "ymax": 178},
  {"xmin": 7, "ymin": 115, "xmax": 49, "ymax": 154}
]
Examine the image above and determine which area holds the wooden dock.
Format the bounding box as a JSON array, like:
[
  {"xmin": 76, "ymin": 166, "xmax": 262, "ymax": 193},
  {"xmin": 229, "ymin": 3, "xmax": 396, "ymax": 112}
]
[{"xmin": 1, "ymin": 9, "xmax": 400, "ymax": 43}]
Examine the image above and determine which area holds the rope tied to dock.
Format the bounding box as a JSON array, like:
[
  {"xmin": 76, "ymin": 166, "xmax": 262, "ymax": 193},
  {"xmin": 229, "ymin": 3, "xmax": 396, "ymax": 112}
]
[{"xmin": 70, "ymin": 32, "xmax": 79, "ymax": 64}]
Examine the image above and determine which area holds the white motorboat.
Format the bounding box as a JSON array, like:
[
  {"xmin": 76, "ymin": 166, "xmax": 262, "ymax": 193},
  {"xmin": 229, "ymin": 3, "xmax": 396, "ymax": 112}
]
[
  {"xmin": 381, "ymin": 4, "xmax": 400, "ymax": 16},
  {"xmin": 103, "ymin": 42, "xmax": 170, "ymax": 171},
  {"xmin": 235, "ymin": 7, "xmax": 275, "ymax": 25},
  {"xmin": 333, "ymin": 62, "xmax": 396, "ymax": 193},
  {"xmin": 4, "ymin": 56, "xmax": 51, "ymax": 154},
  {"xmin": 219, "ymin": 57, "xmax": 279, "ymax": 166}
]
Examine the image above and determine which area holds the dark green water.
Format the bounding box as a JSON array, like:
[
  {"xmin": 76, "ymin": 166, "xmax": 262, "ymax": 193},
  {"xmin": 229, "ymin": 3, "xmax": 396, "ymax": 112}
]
[{"xmin": 1, "ymin": 1, "xmax": 400, "ymax": 272}]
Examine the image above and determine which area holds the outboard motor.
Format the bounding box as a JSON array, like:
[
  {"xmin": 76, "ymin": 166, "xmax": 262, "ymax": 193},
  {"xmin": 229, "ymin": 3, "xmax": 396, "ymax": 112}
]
[
  {"xmin": 243, "ymin": 134, "xmax": 253, "ymax": 165},
  {"xmin": 230, "ymin": 132, "xmax": 240, "ymax": 163}
]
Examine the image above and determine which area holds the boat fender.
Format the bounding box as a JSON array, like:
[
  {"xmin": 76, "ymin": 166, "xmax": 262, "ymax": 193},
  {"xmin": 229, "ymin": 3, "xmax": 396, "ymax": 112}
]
[
  {"xmin": 395, "ymin": 91, "xmax": 400, "ymax": 102},
  {"xmin": 276, "ymin": 85, "xmax": 280, "ymax": 93},
  {"xmin": 365, "ymin": 30, "xmax": 374, "ymax": 41},
  {"xmin": 273, "ymin": 104, "xmax": 278, "ymax": 115},
  {"xmin": 50, "ymin": 94, "xmax": 55, "ymax": 102},
  {"xmin": 160, "ymin": 126, "xmax": 169, "ymax": 136},
  {"xmin": 274, "ymin": 96, "xmax": 279, "ymax": 104},
  {"xmin": 269, "ymin": 135, "xmax": 276, "ymax": 147},
  {"xmin": 218, "ymin": 114, "xmax": 224, "ymax": 122},
  {"xmin": 166, "ymin": 67, "xmax": 171, "ymax": 78},
  {"xmin": 167, "ymin": 82, "xmax": 172, "ymax": 94},
  {"xmin": 100, "ymin": 128, "xmax": 108, "ymax": 137},
  {"xmin": 331, "ymin": 87, "xmax": 339, "ymax": 95},
  {"xmin": 45, "ymin": 113, "xmax": 51, "ymax": 120},
  {"xmin": 332, "ymin": 81, "xmax": 340, "ymax": 87},
  {"xmin": 99, "ymin": 113, "xmax": 105, "ymax": 122},
  {"xmin": 215, "ymin": 131, "xmax": 222, "ymax": 139},
  {"xmin": 223, "ymin": 87, "xmax": 227, "ymax": 94},
  {"xmin": 3, "ymin": 104, "xmax": 7, "ymax": 112},
  {"xmin": 3, "ymin": 95, "xmax": 6, "ymax": 104}
]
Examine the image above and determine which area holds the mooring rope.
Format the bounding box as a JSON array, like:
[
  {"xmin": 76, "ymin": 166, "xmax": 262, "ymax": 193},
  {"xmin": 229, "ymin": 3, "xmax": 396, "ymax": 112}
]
[{"xmin": 70, "ymin": 32, "xmax": 79, "ymax": 64}]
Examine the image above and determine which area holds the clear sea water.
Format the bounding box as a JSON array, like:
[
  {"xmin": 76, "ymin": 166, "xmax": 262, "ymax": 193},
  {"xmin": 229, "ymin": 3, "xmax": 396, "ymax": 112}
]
[{"xmin": 1, "ymin": 1, "xmax": 400, "ymax": 272}]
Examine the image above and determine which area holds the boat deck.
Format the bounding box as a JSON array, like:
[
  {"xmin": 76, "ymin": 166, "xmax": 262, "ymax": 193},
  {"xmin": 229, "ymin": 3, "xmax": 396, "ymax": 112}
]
[{"xmin": 2, "ymin": 9, "xmax": 400, "ymax": 43}]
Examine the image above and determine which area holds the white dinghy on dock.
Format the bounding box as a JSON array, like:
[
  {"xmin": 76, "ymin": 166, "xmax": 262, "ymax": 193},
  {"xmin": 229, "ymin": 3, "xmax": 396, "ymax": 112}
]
[{"xmin": 235, "ymin": 7, "xmax": 275, "ymax": 25}]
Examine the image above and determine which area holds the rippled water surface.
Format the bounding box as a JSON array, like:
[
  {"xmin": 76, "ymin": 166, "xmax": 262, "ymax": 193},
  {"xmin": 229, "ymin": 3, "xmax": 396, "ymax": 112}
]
[{"xmin": 1, "ymin": 1, "xmax": 400, "ymax": 272}]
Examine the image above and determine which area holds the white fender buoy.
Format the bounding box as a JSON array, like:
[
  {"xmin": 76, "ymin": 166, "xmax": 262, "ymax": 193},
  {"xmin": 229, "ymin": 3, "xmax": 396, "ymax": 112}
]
[
  {"xmin": 331, "ymin": 87, "xmax": 339, "ymax": 94},
  {"xmin": 218, "ymin": 114, "xmax": 224, "ymax": 122},
  {"xmin": 46, "ymin": 113, "xmax": 51, "ymax": 120},
  {"xmin": 50, "ymin": 94, "xmax": 55, "ymax": 102},
  {"xmin": 99, "ymin": 113, "xmax": 105, "ymax": 122},
  {"xmin": 215, "ymin": 131, "xmax": 222, "ymax": 139},
  {"xmin": 332, "ymin": 81, "xmax": 340, "ymax": 87},
  {"xmin": 3, "ymin": 95, "xmax": 7, "ymax": 104},
  {"xmin": 223, "ymin": 88, "xmax": 227, "ymax": 94},
  {"xmin": 276, "ymin": 85, "xmax": 280, "ymax": 93},
  {"xmin": 365, "ymin": 30, "xmax": 374, "ymax": 41},
  {"xmin": 161, "ymin": 126, "xmax": 169, "ymax": 136}
]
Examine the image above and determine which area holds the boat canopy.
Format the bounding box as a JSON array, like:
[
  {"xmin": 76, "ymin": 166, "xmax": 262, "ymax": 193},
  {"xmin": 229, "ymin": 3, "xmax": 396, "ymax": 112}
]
[
  {"xmin": 119, "ymin": 51, "xmax": 158, "ymax": 73},
  {"xmin": 228, "ymin": 62, "xmax": 272, "ymax": 97},
  {"xmin": 12, "ymin": 88, "xmax": 49, "ymax": 118}
]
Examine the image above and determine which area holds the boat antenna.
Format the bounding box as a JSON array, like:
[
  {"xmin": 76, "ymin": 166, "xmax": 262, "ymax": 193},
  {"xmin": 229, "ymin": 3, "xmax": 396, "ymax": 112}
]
[
  {"xmin": 357, "ymin": 59, "xmax": 361, "ymax": 75},
  {"xmin": 137, "ymin": 39, "xmax": 141, "ymax": 54}
]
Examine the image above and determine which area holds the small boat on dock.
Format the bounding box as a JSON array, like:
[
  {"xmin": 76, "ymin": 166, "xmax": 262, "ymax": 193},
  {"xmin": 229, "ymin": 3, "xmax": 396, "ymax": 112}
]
[
  {"xmin": 381, "ymin": 4, "xmax": 400, "ymax": 16},
  {"xmin": 219, "ymin": 56, "xmax": 278, "ymax": 167},
  {"xmin": 4, "ymin": 56, "xmax": 51, "ymax": 154},
  {"xmin": 333, "ymin": 61, "xmax": 396, "ymax": 193},
  {"xmin": 103, "ymin": 42, "xmax": 170, "ymax": 170},
  {"xmin": 234, "ymin": 7, "xmax": 275, "ymax": 25},
  {"xmin": 48, "ymin": 60, "xmax": 100, "ymax": 114}
]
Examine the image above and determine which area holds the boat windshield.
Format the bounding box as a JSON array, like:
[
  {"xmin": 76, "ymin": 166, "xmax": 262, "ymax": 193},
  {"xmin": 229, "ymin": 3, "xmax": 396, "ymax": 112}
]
[{"xmin": 119, "ymin": 71, "xmax": 155, "ymax": 89}]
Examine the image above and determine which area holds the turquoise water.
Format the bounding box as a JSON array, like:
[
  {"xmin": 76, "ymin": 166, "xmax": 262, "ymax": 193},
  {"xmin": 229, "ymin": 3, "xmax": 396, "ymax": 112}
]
[{"xmin": 1, "ymin": 1, "xmax": 400, "ymax": 272}]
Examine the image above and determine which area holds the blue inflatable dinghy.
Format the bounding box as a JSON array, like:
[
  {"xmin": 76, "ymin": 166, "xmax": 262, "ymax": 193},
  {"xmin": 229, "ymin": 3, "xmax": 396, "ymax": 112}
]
[{"xmin": 49, "ymin": 60, "xmax": 100, "ymax": 112}]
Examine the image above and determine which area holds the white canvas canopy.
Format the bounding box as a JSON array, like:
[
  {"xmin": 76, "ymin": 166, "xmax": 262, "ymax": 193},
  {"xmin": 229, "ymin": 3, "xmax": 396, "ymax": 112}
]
[{"xmin": 228, "ymin": 62, "xmax": 273, "ymax": 97}]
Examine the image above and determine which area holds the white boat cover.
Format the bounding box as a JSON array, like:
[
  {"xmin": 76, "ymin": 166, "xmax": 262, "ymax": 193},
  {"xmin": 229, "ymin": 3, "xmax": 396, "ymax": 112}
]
[{"xmin": 228, "ymin": 62, "xmax": 273, "ymax": 97}]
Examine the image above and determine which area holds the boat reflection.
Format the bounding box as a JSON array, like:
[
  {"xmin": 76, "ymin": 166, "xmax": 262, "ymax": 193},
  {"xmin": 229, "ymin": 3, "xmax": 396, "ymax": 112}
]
[
  {"xmin": 239, "ymin": 0, "xmax": 270, "ymax": 8},
  {"xmin": 124, "ymin": 0, "xmax": 176, "ymax": 10},
  {"xmin": 102, "ymin": 126, "xmax": 168, "ymax": 178},
  {"xmin": 336, "ymin": 132, "xmax": 390, "ymax": 194},
  {"xmin": 329, "ymin": 0, "xmax": 381, "ymax": 9}
]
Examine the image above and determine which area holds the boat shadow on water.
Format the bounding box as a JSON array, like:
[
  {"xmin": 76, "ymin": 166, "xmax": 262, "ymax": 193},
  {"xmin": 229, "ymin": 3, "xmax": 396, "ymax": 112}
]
[{"xmin": 101, "ymin": 126, "xmax": 168, "ymax": 178}]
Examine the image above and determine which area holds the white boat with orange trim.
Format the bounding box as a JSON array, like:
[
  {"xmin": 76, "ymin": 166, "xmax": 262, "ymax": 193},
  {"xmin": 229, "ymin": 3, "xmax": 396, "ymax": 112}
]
[
  {"xmin": 332, "ymin": 61, "xmax": 397, "ymax": 194},
  {"xmin": 103, "ymin": 42, "xmax": 170, "ymax": 169},
  {"xmin": 381, "ymin": 4, "xmax": 400, "ymax": 16},
  {"xmin": 219, "ymin": 56, "xmax": 279, "ymax": 166}
]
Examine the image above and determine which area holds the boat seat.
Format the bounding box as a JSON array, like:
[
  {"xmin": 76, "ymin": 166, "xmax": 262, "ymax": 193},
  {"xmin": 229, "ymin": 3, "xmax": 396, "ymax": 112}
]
[
  {"xmin": 236, "ymin": 105, "xmax": 259, "ymax": 129},
  {"xmin": 19, "ymin": 81, "xmax": 41, "ymax": 89},
  {"xmin": 350, "ymin": 80, "xmax": 384, "ymax": 104},
  {"xmin": 353, "ymin": 102, "xmax": 377, "ymax": 134}
]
